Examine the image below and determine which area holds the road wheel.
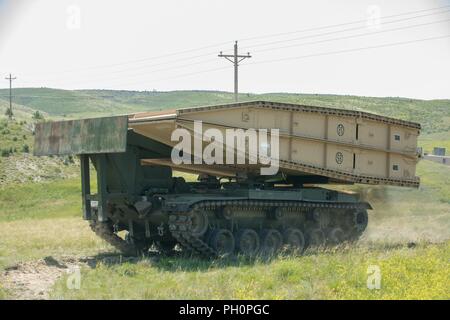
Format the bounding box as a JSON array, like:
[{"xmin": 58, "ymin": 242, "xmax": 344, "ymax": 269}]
[
  {"xmin": 283, "ymin": 228, "xmax": 306, "ymax": 254},
  {"xmin": 190, "ymin": 209, "xmax": 209, "ymax": 237},
  {"xmin": 353, "ymin": 210, "xmax": 368, "ymax": 232},
  {"xmin": 235, "ymin": 229, "xmax": 260, "ymax": 256},
  {"xmin": 327, "ymin": 227, "xmax": 346, "ymax": 244},
  {"xmin": 209, "ymin": 229, "xmax": 235, "ymax": 256},
  {"xmin": 307, "ymin": 228, "xmax": 326, "ymax": 247},
  {"xmin": 260, "ymin": 229, "xmax": 283, "ymax": 256}
]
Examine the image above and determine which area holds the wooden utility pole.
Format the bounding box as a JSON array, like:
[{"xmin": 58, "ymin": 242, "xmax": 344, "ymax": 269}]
[
  {"xmin": 5, "ymin": 74, "xmax": 16, "ymax": 119},
  {"xmin": 218, "ymin": 41, "xmax": 251, "ymax": 102}
]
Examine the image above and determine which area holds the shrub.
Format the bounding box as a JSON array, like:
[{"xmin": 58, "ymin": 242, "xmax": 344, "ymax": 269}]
[
  {"xmin": 32, "ymin": 110, "xmax": 44, "ymax": 121},
  {"xmin": 63, "ymin": 155, "xmax": 75, "ymax": 165},
  {"xmin": 1, "ymin": 149, "xmax": 9, "ymax": 157},
  {"xmin": 22, "ymin": 144, "xmax": 30, "ymax": 153},
  {"xmin": 4, "ymin": 108, "xmax": 13, "ymax": 118}
]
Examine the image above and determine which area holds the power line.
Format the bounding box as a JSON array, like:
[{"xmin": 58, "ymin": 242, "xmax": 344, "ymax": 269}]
[
  {"xmin": 22, "ymin": 5, "xmax": 450, "ymax": 78},
  {"xmin": 25, "ymin": 45, "xmax": 228, "ymax": 77},
  {"xmin": 54, "ymin": 17, "xmax": 450, "ymax": 88},
  {"xmin": 102, "ymin": 65, "xmax": 233, "ymax": 90},
  {"xmin": 5, "ymin": 6, "xmax": 449, "ymax": 91},
  {"xmin": 4, "ymin": 74, "xmax": 17, "ymax": 119},
  {"xmin": 42, "ymin": 56, "xmax": 219, "ymax": 84},
  {"xmin": 70, "ymin": 34, "xmax": 450, "ymax": 89},
  {"xmin": 28, "ymin": 51, "xmax": 219, "ymax": 79},
  {"xmin": 6, "ymin": 33, "xmax": 448, "ymax": 92},
  {"xmin": 239, "ymin": 4, "xmax": 450, "ymax": 43},
  {"xmin": 218, "ymin": 41, "xmax": 252, "ymax": 102},
  {"xmin": 100, "ymin": 13, "xmax": 442, "ymax": 86},
  {"xmin": 8, "ymin": 66, "xmax": 234, "ymax": 91},
  {"xmin": 58, "ymin": 66, "xmax": 233, "ymax": 90},
  {"xmin": 22, "ymin": 56, "xmax": 222, "ymax": 89},
  {"xmin": 252, "ymin": 18, "xmax": 450, "ymax": 54},
  {"xmin": 241, "ymin": 9, "xmax": 450, "ymax": 51},
  {"xmin": 30, "ymin": 12, "xmax": 450, "ymax": 88},
  {"xmin": 244, "ymin": 34, "xmax": 450, "ymax": 66},
  {"xmin": 86, "ymin": 56, "xmax": 218, "ymax": 77}
]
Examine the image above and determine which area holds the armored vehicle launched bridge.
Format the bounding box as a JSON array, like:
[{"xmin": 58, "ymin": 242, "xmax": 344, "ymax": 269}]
[{"xmin": 34, "ymin": 101, "xmax": 421, "ymax": 257}]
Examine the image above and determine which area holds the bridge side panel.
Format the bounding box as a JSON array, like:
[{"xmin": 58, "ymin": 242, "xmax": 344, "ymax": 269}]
[{"xmin": 33, "ymin": 116, "xmax": 128, "ymax": 156}]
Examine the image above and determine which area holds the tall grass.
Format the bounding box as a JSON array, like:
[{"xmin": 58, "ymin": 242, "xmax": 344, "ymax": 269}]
[
  {"xmin": 50, "ymin": 242, "xmax": 449, "ymax": 299},
  {"xmin": 0, "ymin": 179, "xmax": 82, "ymax": 221},
  {"xmin": 0, "ymin": 156, "xmax": 448, "ymax": 300}
]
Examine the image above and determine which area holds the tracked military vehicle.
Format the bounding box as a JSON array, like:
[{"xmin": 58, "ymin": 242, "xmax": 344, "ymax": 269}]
[{"xmin": 34, "ymin": 101, "xmax": 421, "ymax": 257}]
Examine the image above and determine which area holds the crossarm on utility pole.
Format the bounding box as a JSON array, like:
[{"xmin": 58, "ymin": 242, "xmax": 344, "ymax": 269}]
[{"xmin": 218, "ymin": 41, "xmax": 251, "ymax": 102}]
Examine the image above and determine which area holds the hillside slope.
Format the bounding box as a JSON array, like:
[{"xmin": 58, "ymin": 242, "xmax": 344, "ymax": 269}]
[
  {"xmin": 0, "ymin": 88, "xmax": 449, "ymax": 186},
  {"xmin": 0, "ymin": 101, "xmax": 77, "ymax": 185},
  {"xmin": 0, "ymin": 88, "xmax": 449, "ymax": 135}
]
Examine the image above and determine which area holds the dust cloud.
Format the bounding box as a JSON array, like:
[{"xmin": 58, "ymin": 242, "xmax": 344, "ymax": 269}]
[{"xmin": 356, "ymin": 185, "xmax": 450, "ymax": 243}]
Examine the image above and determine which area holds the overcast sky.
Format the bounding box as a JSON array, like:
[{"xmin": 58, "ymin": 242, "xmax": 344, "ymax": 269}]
[{"xmin": 0, "ymin": 0, "xmax": 449, "ymax": 99}]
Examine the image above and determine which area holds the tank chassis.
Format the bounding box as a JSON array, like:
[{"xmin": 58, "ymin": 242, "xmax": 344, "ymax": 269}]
[{"xmin": 34, "ymin": 114, "xmax": 371, "ymax": 257}]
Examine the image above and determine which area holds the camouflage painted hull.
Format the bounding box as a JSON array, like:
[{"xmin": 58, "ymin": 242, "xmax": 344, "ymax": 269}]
[{"xmin": 33, "ymin": 101, "xmax": 420, "ymax": 256}]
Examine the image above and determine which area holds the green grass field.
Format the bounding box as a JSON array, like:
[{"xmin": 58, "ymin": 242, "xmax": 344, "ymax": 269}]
[
  {"xmin": 0, "ymin": 160, "xmax": 448, "ymax": 299},
  {"xmin": 0, "ymin": 89, "xmax": 449, "ymax": 299},
  {"xmin": 50, "ymin": 242, "xmax": 449, "ymax": 300}
]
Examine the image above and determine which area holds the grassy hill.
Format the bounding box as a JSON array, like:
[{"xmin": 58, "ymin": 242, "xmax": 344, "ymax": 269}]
[
  {"xmin": 0, "ymin": 115, "xmax": 78, "ymax": 185},
  {"xmin": 0, "ymin": 88, "xmax": 449, "ymax": 135},
  {"xmin": 0, "ymin": 87, "xmax": 449, "ymax": 183}
]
